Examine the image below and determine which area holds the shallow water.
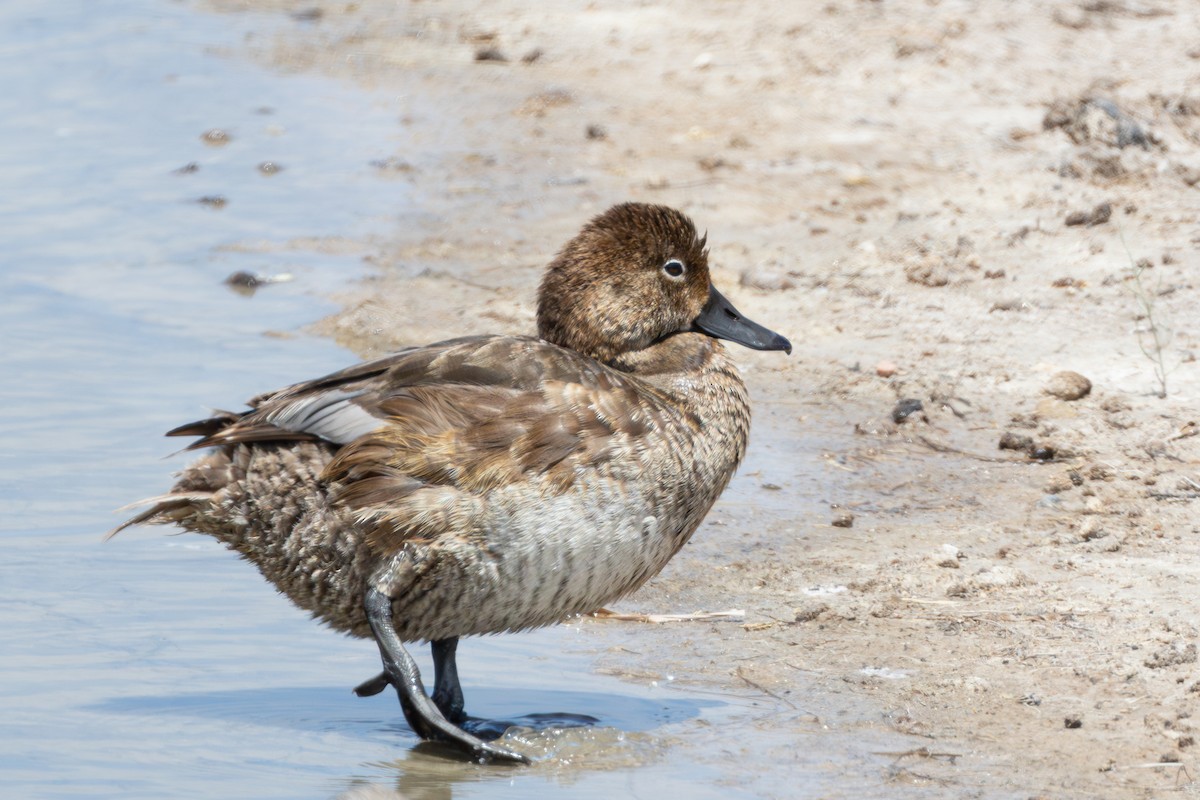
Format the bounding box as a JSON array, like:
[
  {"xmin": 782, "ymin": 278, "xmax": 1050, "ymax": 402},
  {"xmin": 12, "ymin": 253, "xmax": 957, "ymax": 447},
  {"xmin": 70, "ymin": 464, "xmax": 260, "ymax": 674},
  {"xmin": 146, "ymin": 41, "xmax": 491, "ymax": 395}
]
[{"xmin": 0, "ymin": 3, "xmax": 825, "ymax": 798}]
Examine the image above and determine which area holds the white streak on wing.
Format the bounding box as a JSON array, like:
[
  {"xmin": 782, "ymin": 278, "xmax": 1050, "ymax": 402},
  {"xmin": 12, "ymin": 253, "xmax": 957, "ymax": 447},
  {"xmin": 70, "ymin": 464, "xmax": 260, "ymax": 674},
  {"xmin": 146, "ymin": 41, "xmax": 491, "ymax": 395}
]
[{"xmin": 266, "ymin": 389, "xmax": 384, "ymax": 444}]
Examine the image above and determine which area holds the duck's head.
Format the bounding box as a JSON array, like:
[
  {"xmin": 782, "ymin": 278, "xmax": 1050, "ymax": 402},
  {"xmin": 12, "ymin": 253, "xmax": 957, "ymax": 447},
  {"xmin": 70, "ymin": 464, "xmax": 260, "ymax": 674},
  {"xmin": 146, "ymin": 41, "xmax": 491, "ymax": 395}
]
[{"xmin": 537, "ymin": 203, "xmax": 791, "ymax": 364}]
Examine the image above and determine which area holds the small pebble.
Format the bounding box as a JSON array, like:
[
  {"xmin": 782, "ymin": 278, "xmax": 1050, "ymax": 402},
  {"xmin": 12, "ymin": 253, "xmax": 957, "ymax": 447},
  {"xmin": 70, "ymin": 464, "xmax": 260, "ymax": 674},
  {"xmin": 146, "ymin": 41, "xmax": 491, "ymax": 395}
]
[
  {"xmin": 201, "ymin": 129, "xmax": 231, "ymax": 147},
  {"xmin": 1045, "ymin": 97, "xmax": 1150, "ymax": 149},
  {"xmin": 1030, "ymin": 445, "xmax": 1056, "ymax": 461},
  {"xmin": 999, "ymin": 431, "xmax": 1034, "ymax": 452},
  {"xmin": 841, "ymin": 166, "xmax": 871, "ymax": 187},
  {"xmin": 475, "ymin": 47, "xmax": 508, "ymax": 63},
  {"xmin": 875, "ymin": 361, "xmax": 898, "ymax": 378},
  {"xmin": 831, "ymin": 512, "xmax": 854, "ymax": 528},
  {"xmin": 1045, "ymin": 371, "xmax": 1092, "ymax": 401},
  {"xmin": 224, "ymin": 271, "xmax": 295, "ymax": 294},
  {"xmin": 257, "ymin": 161, "xmax": 283, "ymax": 175},
  {"xmin": 891, "ymin": 398, "xmax": 924, "ymax": 424},
  {"xmin": 793, "ymin": 603, "xmax": 829, "ymax": 623},
  {"xmin": 990, "ymin": 298, "xmax": 1027, "ymax": 312},
  {"xmin": 1077, "ymin": 518, "xmax": 1106, "ymax": 542},
  {"xmin": 585, "ymin": 124, "xmax": 607, "ymax": 140},
  {"xmin": 698, "ymin": 156, "xmax": 733, "ymax": 172},
  {"xmin": 1064, "ymin": 202, "xmax": 1111, "ymax": 227},
  {"xmin": 1045, "ymin": 475, "xmax": 1074, "ymax": 494},
  {"xmin": 226, "ymin": 271, "xmax": 268, "ymax": 289}
]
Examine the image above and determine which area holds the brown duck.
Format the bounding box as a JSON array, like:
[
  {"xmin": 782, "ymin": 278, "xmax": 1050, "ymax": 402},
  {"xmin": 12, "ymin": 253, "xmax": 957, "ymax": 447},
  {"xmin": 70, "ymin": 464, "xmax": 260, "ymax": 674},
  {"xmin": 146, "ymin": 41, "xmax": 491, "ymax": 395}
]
[{"xmin": 111, "ymin": 202, "xmax": 790, "ymax": 763}]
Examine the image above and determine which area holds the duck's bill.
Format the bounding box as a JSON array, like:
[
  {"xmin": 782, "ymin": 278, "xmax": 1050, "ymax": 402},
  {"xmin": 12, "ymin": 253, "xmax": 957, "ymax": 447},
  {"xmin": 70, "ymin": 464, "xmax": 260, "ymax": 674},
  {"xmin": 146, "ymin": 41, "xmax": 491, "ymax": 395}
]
[{"xmin": 693, "ymin": 286, "xmax": 792, "ymax": 354}]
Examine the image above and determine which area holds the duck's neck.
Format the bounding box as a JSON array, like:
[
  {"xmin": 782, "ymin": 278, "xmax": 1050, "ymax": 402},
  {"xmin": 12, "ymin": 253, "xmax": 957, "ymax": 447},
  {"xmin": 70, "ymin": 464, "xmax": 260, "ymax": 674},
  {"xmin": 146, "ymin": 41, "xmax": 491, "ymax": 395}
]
[{"xmin": 610, "ymin": 332, "xmax": 752, "ymax": 463}]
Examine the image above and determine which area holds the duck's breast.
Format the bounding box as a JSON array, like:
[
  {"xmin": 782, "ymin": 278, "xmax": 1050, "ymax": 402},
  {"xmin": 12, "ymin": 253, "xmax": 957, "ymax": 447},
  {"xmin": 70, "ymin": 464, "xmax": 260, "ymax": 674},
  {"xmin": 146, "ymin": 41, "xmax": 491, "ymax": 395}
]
[{"xmin": 368, "ymin": 352, "xmax": 749, "ymax": 640}]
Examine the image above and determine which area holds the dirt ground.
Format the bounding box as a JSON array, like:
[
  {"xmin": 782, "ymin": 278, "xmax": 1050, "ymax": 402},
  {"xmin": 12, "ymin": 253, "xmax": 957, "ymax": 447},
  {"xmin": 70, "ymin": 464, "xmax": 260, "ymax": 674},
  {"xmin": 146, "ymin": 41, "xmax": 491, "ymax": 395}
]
[{"xmin": 206, "ymin": 1, "xmax": 1200, "ymax": 796}]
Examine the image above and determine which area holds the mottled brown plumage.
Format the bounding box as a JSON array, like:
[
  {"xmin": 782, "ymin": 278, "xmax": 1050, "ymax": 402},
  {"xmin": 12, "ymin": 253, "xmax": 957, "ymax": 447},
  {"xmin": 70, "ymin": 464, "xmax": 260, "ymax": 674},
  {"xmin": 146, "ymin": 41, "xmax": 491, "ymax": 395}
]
[{"xmin": 112, "ymin": 202, "xmax": 790, "ymax": 763}]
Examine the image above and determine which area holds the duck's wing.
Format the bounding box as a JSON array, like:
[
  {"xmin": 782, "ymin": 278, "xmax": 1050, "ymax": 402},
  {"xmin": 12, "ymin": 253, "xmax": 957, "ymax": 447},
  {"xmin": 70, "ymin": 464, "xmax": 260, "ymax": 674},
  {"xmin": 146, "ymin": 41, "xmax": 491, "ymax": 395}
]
[
  {"xmin": 170, "ymin": 335, "xmax": 490, "ymax": 449},
  {"xmin": 169, "ymin": 335, "xmax": 668, "ymax": 551}
]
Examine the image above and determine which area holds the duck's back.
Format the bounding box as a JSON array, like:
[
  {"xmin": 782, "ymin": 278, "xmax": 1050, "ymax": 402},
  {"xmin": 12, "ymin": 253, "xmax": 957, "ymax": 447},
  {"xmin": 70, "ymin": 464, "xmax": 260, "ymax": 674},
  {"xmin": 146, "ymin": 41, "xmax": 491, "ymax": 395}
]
[{"xmin": 123, "ymin": 332, "xmax": 750, "ymax": 641}]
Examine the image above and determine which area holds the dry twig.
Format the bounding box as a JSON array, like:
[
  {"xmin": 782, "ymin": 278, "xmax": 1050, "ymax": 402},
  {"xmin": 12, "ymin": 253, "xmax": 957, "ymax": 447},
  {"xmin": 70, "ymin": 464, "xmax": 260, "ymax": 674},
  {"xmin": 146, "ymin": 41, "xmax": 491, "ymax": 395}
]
[
  {"xmin": 873, "ymin": 747, "xmax": 962, "ymax": 764},
  {"xmin": 735, "ymin": 665, "xmax": 797, "ymax": 709},
  {"xmin": 916, "ymin": 435, "xmax": 1020, "ymax": 463},
  {"xmin": 590, "ymin": 608, "xmax": 745, "ymax": 623}
]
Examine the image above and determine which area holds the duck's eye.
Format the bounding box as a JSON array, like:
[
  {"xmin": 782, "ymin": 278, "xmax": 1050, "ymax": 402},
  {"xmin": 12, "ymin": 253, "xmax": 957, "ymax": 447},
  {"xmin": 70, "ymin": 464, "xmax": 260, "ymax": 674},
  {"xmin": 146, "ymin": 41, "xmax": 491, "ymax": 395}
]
[{"xmin": 662, "ymin": 259, "xmax": 687, "ymax": 280}]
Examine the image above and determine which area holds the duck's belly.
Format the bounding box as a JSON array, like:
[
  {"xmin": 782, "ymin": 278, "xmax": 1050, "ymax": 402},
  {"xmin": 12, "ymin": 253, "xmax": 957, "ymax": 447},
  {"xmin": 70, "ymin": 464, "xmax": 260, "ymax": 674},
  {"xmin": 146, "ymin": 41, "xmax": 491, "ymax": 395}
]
[
  {"xmin": 192, "ymin": 444, "xmax": 712, "ymax": 642},
  {"xmin": 374, "ymin": 482, "xmax": 692, "ymax": 641}
]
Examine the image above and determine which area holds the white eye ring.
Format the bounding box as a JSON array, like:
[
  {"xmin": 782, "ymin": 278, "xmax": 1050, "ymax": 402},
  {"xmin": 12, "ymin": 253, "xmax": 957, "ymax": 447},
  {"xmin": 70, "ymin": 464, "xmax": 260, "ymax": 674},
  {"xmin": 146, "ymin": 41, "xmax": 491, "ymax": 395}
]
[{"xmin": 662, "ymin": 259, "xmax": 687, "ymax": 280}]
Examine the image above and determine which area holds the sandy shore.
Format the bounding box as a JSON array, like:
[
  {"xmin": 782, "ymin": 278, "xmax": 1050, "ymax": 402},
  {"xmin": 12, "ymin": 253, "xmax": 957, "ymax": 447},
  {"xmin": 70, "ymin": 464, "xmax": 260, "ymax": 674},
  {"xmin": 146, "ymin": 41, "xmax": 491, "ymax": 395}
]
[{"xmin": 208, "ymin": 1, "xmax": 1200, "ymax": 795}]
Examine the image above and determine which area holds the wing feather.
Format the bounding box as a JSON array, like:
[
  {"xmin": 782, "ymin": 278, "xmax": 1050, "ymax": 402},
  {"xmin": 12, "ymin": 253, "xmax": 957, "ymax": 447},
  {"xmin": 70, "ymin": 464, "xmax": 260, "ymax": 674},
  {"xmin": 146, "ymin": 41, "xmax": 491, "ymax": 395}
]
[{"xmin": 166, "ymin": 334, "xmax": 669, "ymax": 554}]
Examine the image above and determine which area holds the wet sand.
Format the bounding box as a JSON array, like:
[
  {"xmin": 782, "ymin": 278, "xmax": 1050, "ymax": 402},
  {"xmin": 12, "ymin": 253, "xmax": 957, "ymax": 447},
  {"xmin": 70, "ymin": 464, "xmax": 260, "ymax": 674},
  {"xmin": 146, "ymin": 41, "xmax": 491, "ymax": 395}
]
[{"xmin": 197, "ymin": 2, "xmax": 1200, "ymax": 796}]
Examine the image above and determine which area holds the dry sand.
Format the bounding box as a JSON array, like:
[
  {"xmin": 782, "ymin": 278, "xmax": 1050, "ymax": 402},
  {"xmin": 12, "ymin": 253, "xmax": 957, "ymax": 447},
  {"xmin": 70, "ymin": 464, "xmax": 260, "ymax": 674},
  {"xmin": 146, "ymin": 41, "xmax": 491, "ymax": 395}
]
[{"xmin": 206, "ymin": 1, "xmax": 1200, "ymax": 795}]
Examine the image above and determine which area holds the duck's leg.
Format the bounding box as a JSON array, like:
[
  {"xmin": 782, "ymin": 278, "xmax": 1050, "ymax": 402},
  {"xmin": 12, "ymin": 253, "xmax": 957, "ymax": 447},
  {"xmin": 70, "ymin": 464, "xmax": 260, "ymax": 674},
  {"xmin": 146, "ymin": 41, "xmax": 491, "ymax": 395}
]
[
  {"xmin": 431, "ymin": 637, "xmax": 467, "ymax": 723},
  {"xmin": 363, "ymin": 587, "xmax": 529, "ymax": 764},
  {"xmin": 357, "ymin": 637, "xmax": 519, "ymax": 732},
  {"xmin": 350, "ymin": 638, "xmax": 465, "ymax": 721}
]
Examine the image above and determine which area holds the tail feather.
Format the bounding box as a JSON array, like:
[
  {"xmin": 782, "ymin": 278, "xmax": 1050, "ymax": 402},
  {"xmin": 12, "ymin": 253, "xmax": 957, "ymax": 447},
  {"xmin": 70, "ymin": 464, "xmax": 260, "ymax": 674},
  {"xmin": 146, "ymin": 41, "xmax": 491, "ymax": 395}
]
[
  {"xmin": 166, "ymin": 410, "xmax": 241, "ymax": 439},
  {"xmin": 167, "ymin": 409, "xmax": 322, "ymax": 451},
  {"xmin": 104, "ymin": 493, "xmax": 212, "ymax": 541}
]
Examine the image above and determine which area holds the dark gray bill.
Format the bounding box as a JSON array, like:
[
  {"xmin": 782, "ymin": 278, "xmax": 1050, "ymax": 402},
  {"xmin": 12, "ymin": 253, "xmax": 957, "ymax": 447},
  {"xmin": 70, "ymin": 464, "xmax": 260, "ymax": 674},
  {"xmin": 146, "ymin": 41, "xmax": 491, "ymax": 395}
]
[{"xmin": 693, "ymin": 286, "xmax": 792, "ymax": 354}]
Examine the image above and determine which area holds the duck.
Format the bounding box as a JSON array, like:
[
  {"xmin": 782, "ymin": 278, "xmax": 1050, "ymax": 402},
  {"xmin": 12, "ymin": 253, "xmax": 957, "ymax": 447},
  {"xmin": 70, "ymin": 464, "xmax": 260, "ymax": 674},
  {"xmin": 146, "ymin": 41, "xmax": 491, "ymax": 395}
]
[{"xmin": 110, "ymin": 202, "xmax": 791, "ymax": 764}]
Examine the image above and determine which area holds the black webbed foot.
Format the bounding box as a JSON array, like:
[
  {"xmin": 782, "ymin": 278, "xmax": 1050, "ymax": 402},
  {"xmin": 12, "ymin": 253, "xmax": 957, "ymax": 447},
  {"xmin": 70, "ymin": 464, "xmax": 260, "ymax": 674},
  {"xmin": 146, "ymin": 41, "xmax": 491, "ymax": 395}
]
[{"xmin": 463, "ymin": 712, "xmax": 599, "ymax": 740}]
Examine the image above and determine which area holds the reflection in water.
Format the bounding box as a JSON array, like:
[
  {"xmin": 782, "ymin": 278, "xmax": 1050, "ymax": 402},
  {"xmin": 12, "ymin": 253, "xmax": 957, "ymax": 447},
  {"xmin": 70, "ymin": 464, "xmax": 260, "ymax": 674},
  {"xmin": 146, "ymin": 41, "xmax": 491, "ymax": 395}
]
[
  {"xmin": 354, "ymin": 727, "xmax": 666, "ymax": 800},
  {"xmin": 89, "ymin": 678, "xmax": 719, "ymax": 799},
  {"xmin": 337, "ymin": 786, "xmax": 409, "ymax": 800},
  {"xmin": 373, "ymin": 727, "xmax": 659, "ymax": 800}
]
